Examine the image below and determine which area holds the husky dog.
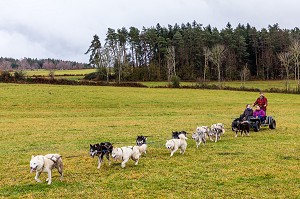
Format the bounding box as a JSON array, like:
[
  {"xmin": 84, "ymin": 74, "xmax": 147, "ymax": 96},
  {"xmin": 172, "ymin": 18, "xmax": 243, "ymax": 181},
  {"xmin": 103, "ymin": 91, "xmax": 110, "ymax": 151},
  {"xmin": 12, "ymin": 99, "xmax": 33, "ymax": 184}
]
[
  {"xmin": 210, "ymin": 127, "xmax": 223, "ymax": 142},
  {"xmin": 232, "ymin": 119, "xmax": 250, "ymax": 137},
  {"xmin": 136, "ymin": 136, "xmax": 147, "ymax": 154},
  {"xmin": 30, "ymin": 154, "xmax": 63, "ymax": 185},
  {"xmin": 90, "ymin": 142, "xmax": 113, "ymax": 169},
  {"xmin": 196, "ymin": 126, "xmax": 212, "ymax": 141},
  {"xmin": 211, "ymin": 123, "xmax": 225, "ymax": 134},
  {"xmin": 165, "ymin": 134, "xmax": 188, "ymax": 157},
  {"xmin": 111, "ymin": 146, "xmax": 141, "ymax": 168},
  {"xmin": 172, "ymin": 131, "xmax": 187, "ymax": 139},
  {"xmin": 191, "ymin": 131, "xmax": 206, "ymax": 148}
]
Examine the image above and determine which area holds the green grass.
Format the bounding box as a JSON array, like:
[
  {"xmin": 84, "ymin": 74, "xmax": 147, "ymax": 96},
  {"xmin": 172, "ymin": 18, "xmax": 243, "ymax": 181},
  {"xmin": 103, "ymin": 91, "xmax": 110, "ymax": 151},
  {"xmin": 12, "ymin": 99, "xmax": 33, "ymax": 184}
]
[
  {"xmin": 0, "ymin": 83, "xmax": 299, "ymax": 198},
  {"xmin": 141, "ymin": 80, "xmax": 299, "ymax": 90},
  {"xmin": 15, "ymin": 69, "xmax": 300, "ymax": 91},
  {"xmin": 23, "ymin": 69, "xmax": 97, "ymax": 77}
]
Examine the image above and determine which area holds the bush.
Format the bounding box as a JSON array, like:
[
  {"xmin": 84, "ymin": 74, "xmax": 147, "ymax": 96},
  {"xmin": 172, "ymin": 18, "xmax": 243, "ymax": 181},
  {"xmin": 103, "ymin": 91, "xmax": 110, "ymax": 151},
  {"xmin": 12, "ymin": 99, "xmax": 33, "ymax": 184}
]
[
  {"xmin": 14, "ymin": 70, "xmax": 26, "ymax": 81},
  {"xmin": 49, "ymin": 70, "xmax": 55, "ymax": 80},
  {"xmin": 0, "ymin": 71, "xmax": 12, "ymax": 82},
  {"xmin": 83, "ymin": 71, "xmax": 116, "ymax": 81},
  {"xmin": 171, "ymin": 75, "xmax": 181, "ymax": 88}
]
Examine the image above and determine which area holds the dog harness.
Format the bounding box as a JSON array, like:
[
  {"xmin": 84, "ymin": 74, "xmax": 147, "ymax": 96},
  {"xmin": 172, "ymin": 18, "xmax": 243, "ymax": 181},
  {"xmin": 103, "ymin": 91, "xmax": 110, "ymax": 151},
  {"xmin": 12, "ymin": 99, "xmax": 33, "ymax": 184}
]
[{"xmin": 120, "ymin": 148, "xmax": 124, "ymax": 160}]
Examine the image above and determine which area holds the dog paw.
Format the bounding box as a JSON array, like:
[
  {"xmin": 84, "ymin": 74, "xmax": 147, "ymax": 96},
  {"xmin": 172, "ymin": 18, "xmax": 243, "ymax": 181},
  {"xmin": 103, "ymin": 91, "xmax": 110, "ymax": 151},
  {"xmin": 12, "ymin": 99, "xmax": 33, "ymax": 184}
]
[{"xmin": 36, "ymin": 179, "xmax": 42, "ymax": 183}]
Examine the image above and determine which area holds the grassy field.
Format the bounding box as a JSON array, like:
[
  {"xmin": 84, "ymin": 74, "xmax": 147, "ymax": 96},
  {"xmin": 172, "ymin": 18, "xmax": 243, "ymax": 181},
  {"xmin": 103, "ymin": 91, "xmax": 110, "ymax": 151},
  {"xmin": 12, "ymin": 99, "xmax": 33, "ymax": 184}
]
[
  {"xmin": 20, "ymin": 69, "xmax": 299, "ymax": 91},
  {"xmin": 141, "ymin": 80, "xmax": 299, "ymax": 91},
  {"xmin": 0, "ymin": 83, "xmax": 299, "ymax": 198},
  {"xmin": 23, "ymin": 69, "xmax": 97, "ymax": 77}
]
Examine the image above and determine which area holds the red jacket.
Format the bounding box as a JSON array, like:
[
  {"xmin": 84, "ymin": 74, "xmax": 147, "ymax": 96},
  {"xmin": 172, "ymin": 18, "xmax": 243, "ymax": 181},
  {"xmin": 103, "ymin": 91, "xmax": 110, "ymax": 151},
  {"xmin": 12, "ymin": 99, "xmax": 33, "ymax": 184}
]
[{"xmin": 253, "ymin": 97, "xmax": 268, "ymax": 111}]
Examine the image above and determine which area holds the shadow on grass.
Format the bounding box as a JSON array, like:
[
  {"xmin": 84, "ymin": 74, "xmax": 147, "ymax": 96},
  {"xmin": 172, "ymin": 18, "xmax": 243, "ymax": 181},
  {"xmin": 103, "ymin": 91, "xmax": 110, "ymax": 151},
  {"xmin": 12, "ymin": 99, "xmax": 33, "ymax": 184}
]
[
  {"xmin": 0, "ymin": 181, "xmax": 79, "ymax": 197},
  {"xmin": 235, "ymin": 173, "xmax": 275, "ymax": 184},
  {"xmin": 217, "ymin": 152, "xmax": 244, "ymax": 156}
]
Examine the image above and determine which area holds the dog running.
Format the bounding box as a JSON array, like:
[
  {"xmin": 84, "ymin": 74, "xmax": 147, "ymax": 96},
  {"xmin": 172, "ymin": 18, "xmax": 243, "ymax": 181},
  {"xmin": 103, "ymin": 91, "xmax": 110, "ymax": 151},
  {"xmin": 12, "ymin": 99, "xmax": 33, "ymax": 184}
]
[
  {"xmin": 90, "ymin": 142, "xmax": 113, "ymax": 169},
  {"xmin": 111, "ymin": 146, "xmax": 142, "ymax": 168},
  {"xmin": 136, "ymin": 135, "xmax": 147, "ymax": 155},
  {"xmin": 231, "ymin": 119, "xmax": 250, "ymax": 137},
  {"xmin": 166, "ymin": 133, "xmax": 188, "ymax": 156},
  {"xmin": 211, "ymin": 123, "xmax": 225, "ymax": 134},
  {"xmin": 196, "ymin": 126, "xmax": 212, "ymax": 141},
  {"xmin": 30, "ymin": 154, "xmax": 63, "ymax": 185},
  {"xmin": 191, "ymin": 131, "xmax": 206, "ymax": 148}
]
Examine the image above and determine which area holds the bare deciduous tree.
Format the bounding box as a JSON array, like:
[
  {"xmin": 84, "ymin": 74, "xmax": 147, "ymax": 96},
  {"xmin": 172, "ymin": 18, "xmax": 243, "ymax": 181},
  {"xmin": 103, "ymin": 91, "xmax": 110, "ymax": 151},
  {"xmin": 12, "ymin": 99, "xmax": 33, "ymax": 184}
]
[
  {"xmin": 101, "ymin": 46, "xmax": 114, "ymax": 83},
  {"xmin": 240, "ymin": 63, "xmax": 250, "ymax": 87},
  {"xmin": 203, "ymin": 47, "xmax": 211, "ymax": 82},
  {"xmin": 17, "ymin": 58, "xmax": 31, "ymax": 70},
  {"xmin": 209, "ymin": 44, "xmax": 225, "ymax": 86},
  {"xmin": 42, "ymin": 60, "xmax": 55, "ymax": 70},
  {"xmin": 166, "ymin": 46, "xmax": 176, "ymax": 86},
  {"xmin": 0, "ymin": 60, "xmax": 12, "ymax": 70},
  {"xmin": 277, "ymin": 52, "xmax": 291, "ymax": 91},
  {"xmin": 289, "ymin": 39, "xmax": 300, "ymax": 89}
]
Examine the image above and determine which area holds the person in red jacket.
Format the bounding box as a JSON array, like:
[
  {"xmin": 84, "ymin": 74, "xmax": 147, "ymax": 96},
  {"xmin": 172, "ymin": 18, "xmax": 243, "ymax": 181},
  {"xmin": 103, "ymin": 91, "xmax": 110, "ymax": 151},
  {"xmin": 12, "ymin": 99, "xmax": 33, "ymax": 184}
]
[{"xmin": 252, "ymin": 92, "xmax": 268, "ymax": 113}]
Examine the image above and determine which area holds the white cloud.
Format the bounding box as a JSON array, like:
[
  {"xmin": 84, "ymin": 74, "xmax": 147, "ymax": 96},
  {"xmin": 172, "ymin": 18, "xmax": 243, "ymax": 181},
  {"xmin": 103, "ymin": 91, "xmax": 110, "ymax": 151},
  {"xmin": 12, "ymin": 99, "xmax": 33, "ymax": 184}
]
[{"xmin": 1, "ymin": 0, "xmax": 300, "ymax": 63}]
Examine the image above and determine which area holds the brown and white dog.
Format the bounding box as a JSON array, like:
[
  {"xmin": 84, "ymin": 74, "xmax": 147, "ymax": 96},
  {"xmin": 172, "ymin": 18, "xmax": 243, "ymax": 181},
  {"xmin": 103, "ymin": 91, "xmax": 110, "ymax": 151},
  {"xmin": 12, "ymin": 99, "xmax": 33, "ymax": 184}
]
[{"xmin": 30, "ymin": 154, "xmax": 63, "ymax": 185}]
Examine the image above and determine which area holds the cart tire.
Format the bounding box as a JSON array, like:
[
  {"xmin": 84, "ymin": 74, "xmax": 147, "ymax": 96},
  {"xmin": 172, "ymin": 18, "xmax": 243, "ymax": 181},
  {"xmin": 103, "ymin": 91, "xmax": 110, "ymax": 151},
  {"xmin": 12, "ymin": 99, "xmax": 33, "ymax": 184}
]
[{"xmin": 269, "ymin": 119, "xmax": 276, "ymax": 129}]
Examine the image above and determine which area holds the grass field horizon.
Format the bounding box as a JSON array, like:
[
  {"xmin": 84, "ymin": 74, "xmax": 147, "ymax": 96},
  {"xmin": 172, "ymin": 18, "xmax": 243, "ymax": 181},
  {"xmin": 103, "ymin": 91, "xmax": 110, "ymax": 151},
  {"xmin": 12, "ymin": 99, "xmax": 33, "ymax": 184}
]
[
  {"xmin": 0, "ymin": 83, "xmax": 299, "ymax": 198},
  {"xmin": 15, "ymin": 68, "xmax": 300, "ymax": 91}
]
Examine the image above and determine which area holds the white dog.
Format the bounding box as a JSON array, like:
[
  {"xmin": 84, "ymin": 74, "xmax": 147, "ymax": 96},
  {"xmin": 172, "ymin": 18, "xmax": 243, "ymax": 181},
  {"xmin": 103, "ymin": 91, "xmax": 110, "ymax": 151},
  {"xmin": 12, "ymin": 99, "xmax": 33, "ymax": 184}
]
[
  {"xmin": 165, "ymin": 134, "xmax": 188, "ymax": 157},
  {"xmin": 111, "ymin": 146, "xmax": 141, "ymax": 168},
  {"xmin": 137, "ymin": 144, "xmax": 147, "ymax": 155},
  {"xmin": 30, "ymin": 154, "xmax": 63, "ymax": 185}
]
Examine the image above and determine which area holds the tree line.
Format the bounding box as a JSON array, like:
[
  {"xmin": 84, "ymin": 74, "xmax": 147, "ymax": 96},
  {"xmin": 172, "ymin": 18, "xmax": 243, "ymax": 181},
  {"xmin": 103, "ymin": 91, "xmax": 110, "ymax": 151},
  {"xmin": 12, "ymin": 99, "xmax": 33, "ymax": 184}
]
[
  {"xmin": 85, "ymin": 21, "xmax": 300, "ymax": 89},
  {"xmin": 0, "ymin": 57, "xmax": 87, "ymax": 71}
]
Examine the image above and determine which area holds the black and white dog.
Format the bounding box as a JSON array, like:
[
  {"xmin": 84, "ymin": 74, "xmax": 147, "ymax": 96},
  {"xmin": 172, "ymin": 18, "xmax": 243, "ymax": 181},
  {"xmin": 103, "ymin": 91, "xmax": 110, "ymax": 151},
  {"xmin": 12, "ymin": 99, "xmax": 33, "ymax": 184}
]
[
  {"xmin": 210, "ymin": 127, "xmax": 223, "ymax": 142},
  {"xmin": 172, "ymin": 131, "xmax": 188, "ymax": 139},
  {"xmin": 211, "ymin": 123, "xmax": 225, "ymax": 134},
  {"xmin": 232, "ymin": 118, "xmax": 250, "ymax": 137},
  {"xmin": 136, "ymin": 135, "xmax": 147, "ymax": 154},
  {"xmin": 89, "ymin": 142, "xmax": 113, "ymax": 169}
]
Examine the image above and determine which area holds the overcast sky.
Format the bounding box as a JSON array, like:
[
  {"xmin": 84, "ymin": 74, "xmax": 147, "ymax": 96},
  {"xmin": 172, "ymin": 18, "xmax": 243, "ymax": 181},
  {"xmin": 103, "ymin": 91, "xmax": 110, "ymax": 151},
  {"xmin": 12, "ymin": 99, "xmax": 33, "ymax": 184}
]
[{"xmin": 1, "ymin": 0, "xmax": 299, "ymax": 63}]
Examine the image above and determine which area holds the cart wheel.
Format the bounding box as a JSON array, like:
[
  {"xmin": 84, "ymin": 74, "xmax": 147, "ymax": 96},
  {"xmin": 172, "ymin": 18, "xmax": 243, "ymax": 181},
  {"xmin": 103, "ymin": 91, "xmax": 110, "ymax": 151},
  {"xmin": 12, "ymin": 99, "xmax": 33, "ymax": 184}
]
[{"xmin": 269, "ymin": 119, "xmax": 276, "ymax": 129}]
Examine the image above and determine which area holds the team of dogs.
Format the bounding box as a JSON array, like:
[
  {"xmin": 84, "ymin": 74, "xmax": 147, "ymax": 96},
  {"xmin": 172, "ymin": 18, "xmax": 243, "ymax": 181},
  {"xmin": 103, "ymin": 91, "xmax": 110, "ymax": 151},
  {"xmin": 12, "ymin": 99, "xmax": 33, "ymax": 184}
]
[{"xmin": 31, "ymin": 122, "xmax": 250, "ymax": 185}]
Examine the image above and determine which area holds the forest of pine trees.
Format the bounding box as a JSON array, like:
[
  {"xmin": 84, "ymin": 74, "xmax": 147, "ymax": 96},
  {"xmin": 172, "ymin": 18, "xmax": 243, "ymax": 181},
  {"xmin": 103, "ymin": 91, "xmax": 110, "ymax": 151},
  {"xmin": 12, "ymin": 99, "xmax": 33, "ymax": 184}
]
[{"xmin": 85, "ymin": 21, "xmax": 300, "ymax": 86}]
